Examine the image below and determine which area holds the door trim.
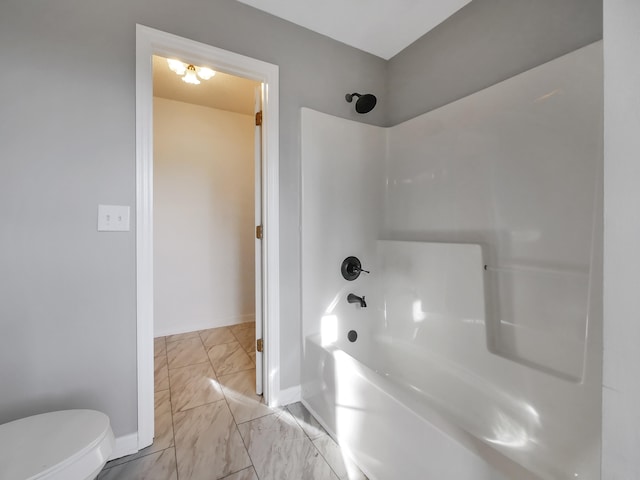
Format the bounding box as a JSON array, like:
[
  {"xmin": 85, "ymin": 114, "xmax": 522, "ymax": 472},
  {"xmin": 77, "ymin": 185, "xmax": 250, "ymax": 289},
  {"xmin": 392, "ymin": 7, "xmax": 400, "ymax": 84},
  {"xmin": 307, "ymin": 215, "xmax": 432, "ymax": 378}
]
[
  {"xmin": 254, "ymin": 84, "xmax": 264, "ymax": 396},
  {"xmin": 135, "ymin": 24, "xmax": 281, "ymax": 449}
]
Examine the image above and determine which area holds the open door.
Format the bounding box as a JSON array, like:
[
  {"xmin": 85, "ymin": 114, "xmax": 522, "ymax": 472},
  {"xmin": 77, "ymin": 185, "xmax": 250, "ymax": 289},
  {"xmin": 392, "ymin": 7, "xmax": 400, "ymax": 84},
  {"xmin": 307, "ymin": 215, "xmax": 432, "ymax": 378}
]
[{"xmin": 254, "ymin": 84, "xmax": 264, "ymax": 395}]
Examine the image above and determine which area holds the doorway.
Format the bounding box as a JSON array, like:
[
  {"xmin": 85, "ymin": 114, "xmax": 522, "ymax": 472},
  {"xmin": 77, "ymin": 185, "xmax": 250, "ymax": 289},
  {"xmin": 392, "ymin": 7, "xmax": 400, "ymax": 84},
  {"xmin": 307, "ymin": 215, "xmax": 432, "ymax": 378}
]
[
  {"xmin": 152, "ymin": 55, "xmax": 260, "ymax": 343},
  {"xmin": 136, "ymin": 25, "xmax": 280, "ymax": 450}
]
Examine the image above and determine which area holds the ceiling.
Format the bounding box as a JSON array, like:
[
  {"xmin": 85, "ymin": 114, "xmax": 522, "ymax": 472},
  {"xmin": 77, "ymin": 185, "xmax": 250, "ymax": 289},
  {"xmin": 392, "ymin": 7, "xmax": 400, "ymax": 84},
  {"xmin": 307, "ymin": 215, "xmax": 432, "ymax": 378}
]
[
  {"xmin": 153, "ymin": 55, "xmax": 259, "ymax": 115},
  {"xmin": 235, "ymin": 0, "xmax": 472, "ymax": 60}
]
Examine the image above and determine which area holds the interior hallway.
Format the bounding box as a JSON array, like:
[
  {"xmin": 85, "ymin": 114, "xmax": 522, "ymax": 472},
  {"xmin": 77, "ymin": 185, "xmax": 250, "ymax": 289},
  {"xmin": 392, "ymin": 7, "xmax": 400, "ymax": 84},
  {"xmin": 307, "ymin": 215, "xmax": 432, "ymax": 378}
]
[{"xmin": 98, "ymin": 322, "xmax": 367, "ymax": 479}]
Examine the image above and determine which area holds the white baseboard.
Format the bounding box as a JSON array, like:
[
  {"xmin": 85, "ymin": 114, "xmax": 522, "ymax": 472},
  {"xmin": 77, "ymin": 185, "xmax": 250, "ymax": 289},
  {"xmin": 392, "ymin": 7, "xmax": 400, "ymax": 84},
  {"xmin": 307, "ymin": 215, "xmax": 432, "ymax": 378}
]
[
  {"xmin": 109, "ymin": 433, "xmax": 139, "ymax": 460},
  {"xmin": 278, "ymin": 384, "xmax": 301, "ymax": 406},
  {"xmin": 154, "ymin": 314, "xmax": 256, "ymax": 338}
]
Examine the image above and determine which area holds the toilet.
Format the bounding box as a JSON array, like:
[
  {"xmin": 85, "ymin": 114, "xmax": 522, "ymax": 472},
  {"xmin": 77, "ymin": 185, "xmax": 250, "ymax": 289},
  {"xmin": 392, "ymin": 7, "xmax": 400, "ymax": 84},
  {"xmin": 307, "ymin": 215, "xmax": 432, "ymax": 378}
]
[{"xmin": 0, "ymin": 410, "xmax": 114, "ymax": 480}]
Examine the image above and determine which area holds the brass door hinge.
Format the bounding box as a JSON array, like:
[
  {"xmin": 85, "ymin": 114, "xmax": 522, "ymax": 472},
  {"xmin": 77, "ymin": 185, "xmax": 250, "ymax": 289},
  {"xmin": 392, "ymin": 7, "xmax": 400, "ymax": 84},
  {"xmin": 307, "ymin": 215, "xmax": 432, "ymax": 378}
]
[
  {"xmin": 256, "ymin": 338, "xmax": 263, "ymax": 352},
  {"xmin": 255, "ymin": 111, "xmax": 263, "ymax": 126},
  {"xmin": 256, "ymin": 225, "xmax": 263, "ymax": 239}
]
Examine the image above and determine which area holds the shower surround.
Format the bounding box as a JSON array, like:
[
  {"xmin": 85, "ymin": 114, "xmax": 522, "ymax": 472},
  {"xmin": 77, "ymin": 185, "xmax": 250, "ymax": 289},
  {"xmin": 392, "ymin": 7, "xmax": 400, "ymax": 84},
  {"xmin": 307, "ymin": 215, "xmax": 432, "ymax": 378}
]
[{"xmin": 301, "ymin": 41, "xmax": 602, "ymax": 479}]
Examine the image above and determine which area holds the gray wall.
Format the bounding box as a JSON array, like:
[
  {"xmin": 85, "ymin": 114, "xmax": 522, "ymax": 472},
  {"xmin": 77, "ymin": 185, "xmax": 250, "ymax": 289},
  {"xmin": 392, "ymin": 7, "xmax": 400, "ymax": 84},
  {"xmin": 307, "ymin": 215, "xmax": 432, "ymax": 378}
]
[
  {"xmin": 0, "ymin": 0, "xmax": 386, "ymax": 437},
  {"xmin": 387, "ymin": 0, "xmax": 603, "ymax": 126},
  {"xmin": 602, "ymin": 0, "xmax": 640, "ymax": 477}
]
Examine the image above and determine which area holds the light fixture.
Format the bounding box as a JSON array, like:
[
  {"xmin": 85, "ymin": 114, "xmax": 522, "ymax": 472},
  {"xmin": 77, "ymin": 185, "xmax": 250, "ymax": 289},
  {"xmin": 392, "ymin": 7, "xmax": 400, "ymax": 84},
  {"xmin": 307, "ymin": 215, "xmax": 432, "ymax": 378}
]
[
  {"xmin": 167, "ymin": 59, "xmax": 186, "ymax": 75},
  {"xmin": 197, "ymin": 67, "xmax": 215, "ymax": 80},
  {"xmin": 167, "ymin": 59, "xmax": 216, "ymax": 85},
  {"xmin": 182, "ymin": 65, "xmax": 200, "ymax": 85}
]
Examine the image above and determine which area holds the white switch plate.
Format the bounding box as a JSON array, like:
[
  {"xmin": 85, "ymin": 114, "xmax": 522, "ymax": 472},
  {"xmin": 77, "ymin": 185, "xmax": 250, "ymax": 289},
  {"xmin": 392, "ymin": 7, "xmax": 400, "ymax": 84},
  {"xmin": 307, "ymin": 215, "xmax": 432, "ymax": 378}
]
[{"xmin": 98, "ymin": 205, "xmax": 130, "ymax": 232}]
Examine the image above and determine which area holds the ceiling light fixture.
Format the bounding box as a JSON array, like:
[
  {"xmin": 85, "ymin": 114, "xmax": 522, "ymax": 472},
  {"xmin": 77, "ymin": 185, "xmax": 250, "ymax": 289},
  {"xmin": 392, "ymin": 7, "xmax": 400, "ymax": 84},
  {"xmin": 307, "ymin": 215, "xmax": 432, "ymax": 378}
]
[
  {"xmin": 167, "ymin": 59, "xmax": 216, "ymax": 85},
  {"xmin": 182, "ymin": 65, "xmax": 200, "ymax": 85}
]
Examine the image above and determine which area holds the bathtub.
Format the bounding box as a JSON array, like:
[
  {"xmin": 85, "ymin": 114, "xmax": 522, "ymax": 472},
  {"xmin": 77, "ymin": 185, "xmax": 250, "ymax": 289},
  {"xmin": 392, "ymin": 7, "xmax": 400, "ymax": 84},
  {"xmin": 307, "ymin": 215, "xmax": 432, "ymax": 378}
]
[
  {"xmin": 303, "ymin": 335, "xmax": 536, "ymax": 480},
  {"xmin": 301, "ymin": 241, "xmax": 601, "ymax": 480}
]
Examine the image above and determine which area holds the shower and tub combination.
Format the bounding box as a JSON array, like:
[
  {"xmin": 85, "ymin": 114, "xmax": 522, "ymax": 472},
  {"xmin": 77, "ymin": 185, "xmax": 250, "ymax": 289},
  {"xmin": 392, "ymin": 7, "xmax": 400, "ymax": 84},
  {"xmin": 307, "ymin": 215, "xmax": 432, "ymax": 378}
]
[{"xmin": 301, "ymin": 42, "xmax": 602, "ymax": 480}]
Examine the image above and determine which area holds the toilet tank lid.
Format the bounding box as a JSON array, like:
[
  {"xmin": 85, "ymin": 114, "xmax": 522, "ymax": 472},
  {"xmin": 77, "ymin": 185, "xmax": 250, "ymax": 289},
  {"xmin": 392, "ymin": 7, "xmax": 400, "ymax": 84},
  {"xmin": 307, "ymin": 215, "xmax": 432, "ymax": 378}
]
[{"xmin": 0, "ymin": 409, "xmax": 113, "ymax": 480}]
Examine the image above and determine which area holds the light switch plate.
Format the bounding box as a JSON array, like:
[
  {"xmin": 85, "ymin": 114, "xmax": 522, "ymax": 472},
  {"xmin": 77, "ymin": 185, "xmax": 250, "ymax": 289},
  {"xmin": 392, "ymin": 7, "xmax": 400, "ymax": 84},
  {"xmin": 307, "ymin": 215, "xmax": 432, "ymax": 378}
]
[{"xmin": 98, "ymin": 205, "xmax": 130, "ymax": 232}]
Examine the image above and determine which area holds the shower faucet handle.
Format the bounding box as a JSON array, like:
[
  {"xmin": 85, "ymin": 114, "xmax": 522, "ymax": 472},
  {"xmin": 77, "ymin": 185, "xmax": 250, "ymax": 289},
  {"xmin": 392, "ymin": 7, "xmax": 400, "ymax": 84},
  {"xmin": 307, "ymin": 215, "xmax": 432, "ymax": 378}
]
[{"xmin": 341, "ymin": 256, "xmax": 370, "ymax": 281}]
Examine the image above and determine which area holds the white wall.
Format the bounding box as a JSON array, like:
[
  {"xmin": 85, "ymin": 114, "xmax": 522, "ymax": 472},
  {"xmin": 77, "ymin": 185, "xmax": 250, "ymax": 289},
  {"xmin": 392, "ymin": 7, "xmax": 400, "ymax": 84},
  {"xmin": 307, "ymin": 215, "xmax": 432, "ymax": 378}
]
[
  {"xmin": 153, "ymin": 98, "xmax": 255, "ymax": 336},
  {"xmin": 386, "ymin": 42, "xmax": 602, "ymax": 383},
  {"xmin": 602, "ymin": 1, "xmax": 640, "ymax": 478},
  {"xmin": 300, "ymin": 109, "xmax": 385, "ymax": 344}
]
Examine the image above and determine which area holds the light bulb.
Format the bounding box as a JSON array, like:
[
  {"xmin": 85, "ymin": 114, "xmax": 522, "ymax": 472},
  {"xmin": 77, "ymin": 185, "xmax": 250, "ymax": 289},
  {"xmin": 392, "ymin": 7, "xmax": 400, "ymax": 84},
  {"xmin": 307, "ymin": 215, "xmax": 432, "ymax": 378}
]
[
  {"xmin": 182, "ymin": 65, "xmax": 200, "ymax": 85},
  {"xmin": 167, "ymin": 59, "xmax": 186, "ymax": 75},
  {"xmin": 197, "ymin": 67, "xmax": 215, "ymax": 80}
]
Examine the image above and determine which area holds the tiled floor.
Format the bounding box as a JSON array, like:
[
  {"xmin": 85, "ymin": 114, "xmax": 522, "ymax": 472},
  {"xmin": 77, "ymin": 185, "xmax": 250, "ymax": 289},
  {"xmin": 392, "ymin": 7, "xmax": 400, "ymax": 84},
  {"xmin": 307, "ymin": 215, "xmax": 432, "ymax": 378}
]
[{"xmin": 99, "ymin": 322, "xmax": 367, "ymax": 480}]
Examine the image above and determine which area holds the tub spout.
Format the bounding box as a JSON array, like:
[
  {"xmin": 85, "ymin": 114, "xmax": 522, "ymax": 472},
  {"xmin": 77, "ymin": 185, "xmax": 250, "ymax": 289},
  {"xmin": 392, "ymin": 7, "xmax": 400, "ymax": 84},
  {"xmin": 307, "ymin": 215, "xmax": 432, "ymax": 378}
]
[{"xmin": 347, "ymin": 293, "xmax": 367, "ymax": 308}]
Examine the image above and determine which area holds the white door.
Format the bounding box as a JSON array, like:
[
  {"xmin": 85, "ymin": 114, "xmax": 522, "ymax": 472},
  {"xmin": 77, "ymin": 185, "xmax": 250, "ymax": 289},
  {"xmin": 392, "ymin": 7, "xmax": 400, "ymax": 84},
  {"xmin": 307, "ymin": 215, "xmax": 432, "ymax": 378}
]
[{"xmin": 254, "ymin": 84, "xmax": 264, "ymax": 395}]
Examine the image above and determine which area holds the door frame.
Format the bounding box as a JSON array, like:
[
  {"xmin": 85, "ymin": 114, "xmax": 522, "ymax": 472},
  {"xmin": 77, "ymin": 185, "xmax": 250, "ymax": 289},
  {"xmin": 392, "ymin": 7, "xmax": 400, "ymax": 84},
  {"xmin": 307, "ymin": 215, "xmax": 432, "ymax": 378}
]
[
  {"xmin": 135, "ymin": 24, "xmax": 281, "ymax": 449},
  {"xmin": 254, "ymin": 84, "xmax": 264, "ymax": 395}
]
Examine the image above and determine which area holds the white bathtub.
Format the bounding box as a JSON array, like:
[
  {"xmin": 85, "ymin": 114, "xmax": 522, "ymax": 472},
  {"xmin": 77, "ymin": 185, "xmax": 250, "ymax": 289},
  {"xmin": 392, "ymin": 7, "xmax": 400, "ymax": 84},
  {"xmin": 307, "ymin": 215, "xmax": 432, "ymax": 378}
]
[
  {"xmin": 303, "ymin": 335, "xmax": 536, "ymax": 480},
  {"xmin": 301, "ymin": 241, "xmax": 601, "ymax": 480}
]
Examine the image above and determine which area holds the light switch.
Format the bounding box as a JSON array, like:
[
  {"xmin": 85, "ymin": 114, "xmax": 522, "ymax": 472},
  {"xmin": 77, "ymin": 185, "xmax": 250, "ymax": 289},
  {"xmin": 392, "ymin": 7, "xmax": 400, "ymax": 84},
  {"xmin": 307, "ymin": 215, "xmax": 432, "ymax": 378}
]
[{"xmin": 98, "ymin": 205, "xmax": 130, "ymax": 232}]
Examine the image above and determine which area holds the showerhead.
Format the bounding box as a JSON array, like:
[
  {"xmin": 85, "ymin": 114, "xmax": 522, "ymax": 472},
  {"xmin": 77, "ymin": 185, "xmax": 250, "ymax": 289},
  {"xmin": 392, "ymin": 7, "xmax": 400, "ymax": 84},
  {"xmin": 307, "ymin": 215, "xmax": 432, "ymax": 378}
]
[{"xmin": 345, "ymin": 92, "xmax": 377, "ymax": 114}]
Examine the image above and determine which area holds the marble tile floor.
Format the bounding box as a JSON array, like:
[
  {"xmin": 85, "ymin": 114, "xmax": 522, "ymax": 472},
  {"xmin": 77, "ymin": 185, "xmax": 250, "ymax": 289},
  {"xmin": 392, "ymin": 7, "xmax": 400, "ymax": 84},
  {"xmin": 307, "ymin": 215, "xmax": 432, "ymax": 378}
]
[{"xmin": 99, "ymin": 322, "xmax": 367, "ymax": 480}]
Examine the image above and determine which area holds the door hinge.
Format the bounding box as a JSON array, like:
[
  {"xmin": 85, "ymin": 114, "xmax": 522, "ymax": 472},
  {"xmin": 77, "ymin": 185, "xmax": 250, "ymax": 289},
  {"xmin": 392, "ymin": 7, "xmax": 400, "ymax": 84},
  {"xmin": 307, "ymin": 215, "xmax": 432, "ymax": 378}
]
[
  {"xmin": 256, "ymin": 338, "xmax": 263, "ymax": 352},
  {"xmin": 256, "ymin": 225, "xmax": 263, "ymax": 239},
  {"xmin": 255, "ymin": 111, "xmax": 263, "ymax": 126}
]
